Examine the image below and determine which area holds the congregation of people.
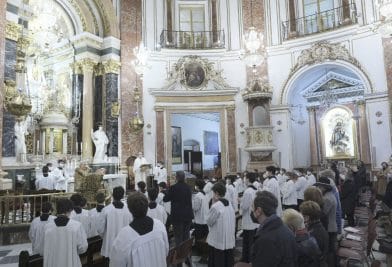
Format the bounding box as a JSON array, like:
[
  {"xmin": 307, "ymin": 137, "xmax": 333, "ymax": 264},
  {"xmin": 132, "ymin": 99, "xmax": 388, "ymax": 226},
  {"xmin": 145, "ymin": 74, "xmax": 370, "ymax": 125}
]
[{"xmin": 28, "ymin": 158, "xmax": 392, "ymax": 267}]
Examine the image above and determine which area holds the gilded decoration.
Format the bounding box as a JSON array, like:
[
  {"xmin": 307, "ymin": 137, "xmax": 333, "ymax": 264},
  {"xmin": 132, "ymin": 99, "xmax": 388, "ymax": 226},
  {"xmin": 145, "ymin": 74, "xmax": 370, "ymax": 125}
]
[
  {"xmin": 4, "ymin": 80, "xmax": 32, "ymax": 117},
  {"xmin": 5, "ymin": 22, "xmax": 22, "ymax": 41},
  {"xmin": 165, "ymin": 56, "xmax": 231, "ymax": 91},
  {"xmin": 103, "ymin": 59, "xmax": 121, "ymax": 74},
  {"xmin": 80, "ymin": 59, "xmax": 97, "ymax": 73},
  {"xmin": 280, "ymin": 41, "xmax": 374, "ymax": 104},
  {"xmin": 70, "ymin": 62, "xmax": 83, "ymax": 75},
  {"xmin": 243, "ymin": 78, "xmax": 273, "ymax": 101}
]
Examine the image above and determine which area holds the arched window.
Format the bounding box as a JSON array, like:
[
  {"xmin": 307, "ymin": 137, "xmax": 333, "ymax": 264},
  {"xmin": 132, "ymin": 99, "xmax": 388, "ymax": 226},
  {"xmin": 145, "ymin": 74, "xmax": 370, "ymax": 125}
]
[{"xmin": 253, "ymin": 106, "xmax": 268, "ymax": 126}]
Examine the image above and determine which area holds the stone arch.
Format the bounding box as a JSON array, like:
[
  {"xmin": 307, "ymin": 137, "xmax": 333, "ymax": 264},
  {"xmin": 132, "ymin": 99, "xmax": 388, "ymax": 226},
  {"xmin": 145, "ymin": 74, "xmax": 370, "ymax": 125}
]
[{"xmin": 280, "ymin": 41, "xmax": 374, "ymax": 105}]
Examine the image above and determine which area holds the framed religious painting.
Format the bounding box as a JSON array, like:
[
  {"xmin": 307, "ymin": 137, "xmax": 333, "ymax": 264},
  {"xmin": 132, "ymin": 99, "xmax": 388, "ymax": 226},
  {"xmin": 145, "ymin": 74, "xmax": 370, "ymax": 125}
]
[
  {"xmin": 203, "ymin": 131, "xmax": 219, "ymax": 155},
  {"xmin": 171, "ymin": 126, "xmax": 182, "ymax": 164},
  {"xmin": 321, "ymin": 107, "xmax": 356, "ymax": 159},
  {"xmin": 182, "ymin": 61, "xmax": 206, "ymax": 89}
]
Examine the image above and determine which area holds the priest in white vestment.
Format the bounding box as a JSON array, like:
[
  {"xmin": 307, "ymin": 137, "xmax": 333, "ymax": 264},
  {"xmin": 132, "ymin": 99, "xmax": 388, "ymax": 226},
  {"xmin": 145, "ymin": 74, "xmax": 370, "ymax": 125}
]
[
  {"xmin": 97, "ymin": 186, "xmax": 133, "ymax": 258},
  {"xmin": 133, "ymin": 152, "xmax": 149, "ymax": 185},
  {"xmin": 110, "ymin": 192, "xmax": 169, "ymax": 267},
  {"xmin": 28, "ymin": 202, "xmax": 55, "ymax": 255},
  {"xmin": 43, "ymin": 199, "xmax": 87, "ymax": 267}
]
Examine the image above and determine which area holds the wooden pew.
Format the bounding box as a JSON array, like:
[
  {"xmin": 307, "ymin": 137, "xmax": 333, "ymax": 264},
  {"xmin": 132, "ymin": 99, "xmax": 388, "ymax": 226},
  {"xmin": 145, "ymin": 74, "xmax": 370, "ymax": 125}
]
[{"xmin": 19, "ymin": 236, "xmax": 106, "ymax": 267}]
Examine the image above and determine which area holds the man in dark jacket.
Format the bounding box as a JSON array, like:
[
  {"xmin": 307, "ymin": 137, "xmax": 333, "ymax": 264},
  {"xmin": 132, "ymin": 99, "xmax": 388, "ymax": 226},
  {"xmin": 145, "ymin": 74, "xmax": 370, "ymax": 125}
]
[
  {"xmin": 340, "ymin": 171, "xmax": 357, "ymax": 226},
  {"xmin": 251, "ymin": 191, "xmax": 297, "ymax": 266},
  {"xmin": 163, "ymin": 170, "xmax": 193, "ymax": 266}
]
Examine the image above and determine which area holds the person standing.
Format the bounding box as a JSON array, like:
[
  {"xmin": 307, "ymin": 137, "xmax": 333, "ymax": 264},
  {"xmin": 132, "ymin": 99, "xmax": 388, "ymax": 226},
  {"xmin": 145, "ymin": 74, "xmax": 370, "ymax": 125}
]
[
  {"xmin": 282, "ymin": 172, "xmax": 299, "ymax": 210},
  {"xmin": 133, "ymin": 152, "xmax": 149, "ymax": 184},
  {"xmin": 153, "ymin": 161, "xmax": 167, "ymax": 187},
  {"xmin": 52, "ymin": 159, "xmax": 69, "ymax": 191},
  {"xmin": 35, "ymin": 166, "xmax": 55, "ymax": 190},
  {"xmin": 43, "ymin": 199, "xmax": 87, "ymax": 267},
  {"xmin": 240, "ymin": 174, "xmax": 259, "ymax": 263},
  {"xmin": 251, "ymin": 191, "xmax": 297, "ymax": 266},
  {"xmin": 340, "ymin": 171, "xmax": 357, "ymax": 227},
  {"xmin": 97, "ymin": 186, "xmax": 133, "ymax": 258},
  {"xmin": 206, "ymin": 183, "xmax": 236, "ymax": 267},
  {"xmin": 28, "ymin": 202, "xmax": 55, "ymax": 255},
  {"xmin": 263, "ymin": 166, "xmax": 283, "ymax": 216},
  {"xmin": 147, "ymin": 188, "xmax": 167, "ymax": 224},
  {"xmin": 306, "ymin": 168, "xmax": 317, "ymax": 188},
  {"xmin": 163, "ymin": 170, "xmax": 193, "ymax": 266},
  {"xmin": 109, "ymin": 192, "xmax": 169, "ymax": 267},
  {"xmin": 295, "ymin": 169, "xmax": 308, "ymax": 208}
]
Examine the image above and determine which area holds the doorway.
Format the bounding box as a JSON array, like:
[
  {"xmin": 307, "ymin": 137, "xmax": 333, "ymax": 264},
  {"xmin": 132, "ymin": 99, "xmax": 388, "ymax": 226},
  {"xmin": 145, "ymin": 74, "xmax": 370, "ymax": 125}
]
[{"xmin": 170, "ymin": 112, "xmax": 221, "ymax": 178}]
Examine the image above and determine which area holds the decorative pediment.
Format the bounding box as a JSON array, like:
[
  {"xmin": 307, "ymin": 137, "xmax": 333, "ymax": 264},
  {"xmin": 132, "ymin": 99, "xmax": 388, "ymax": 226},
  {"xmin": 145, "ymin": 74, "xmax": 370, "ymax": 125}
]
[
  {"xmin": 150, "ymin": 56, "xmax": 238, "ymax": 96},
  {"xmin": 302, "ymin": 71, "xmax": 364, "ymax": 102}
]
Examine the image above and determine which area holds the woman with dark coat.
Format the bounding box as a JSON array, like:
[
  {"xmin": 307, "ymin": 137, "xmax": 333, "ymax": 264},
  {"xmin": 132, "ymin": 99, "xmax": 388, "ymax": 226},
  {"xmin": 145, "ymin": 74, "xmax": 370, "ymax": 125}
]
[{"xmin": 340, "ymin": 171, "xmax": 357, "ymax": 226}]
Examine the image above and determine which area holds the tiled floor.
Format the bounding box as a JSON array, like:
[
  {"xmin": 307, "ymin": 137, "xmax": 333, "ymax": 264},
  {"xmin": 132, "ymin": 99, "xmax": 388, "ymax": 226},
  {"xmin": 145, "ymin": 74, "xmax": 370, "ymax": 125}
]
[{"xmin": 0, "ymin": 243, "xmax": 31, "ymax": 267}]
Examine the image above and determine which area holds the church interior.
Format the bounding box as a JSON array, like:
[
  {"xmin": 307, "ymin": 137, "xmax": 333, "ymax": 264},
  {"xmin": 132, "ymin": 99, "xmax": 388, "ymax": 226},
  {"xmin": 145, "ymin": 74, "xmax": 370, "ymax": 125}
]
[{"xmin": 1, "ymin": 0, "xmax": 392, "ymax": 266}]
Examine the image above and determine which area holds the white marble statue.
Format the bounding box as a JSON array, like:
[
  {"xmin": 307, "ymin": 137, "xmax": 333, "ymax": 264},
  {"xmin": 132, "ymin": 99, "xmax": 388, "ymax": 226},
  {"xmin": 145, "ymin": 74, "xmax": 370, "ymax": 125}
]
[
  {"xmin": 14, "ymin": 119, "xmax": 27, "ymax": 163},
  {"xmin": 91, "ymin": 125, "xmax": 109, "ymax": 163},
  {"xmin": 133, "ymin": 152, "xmax": 149, "ymax": 184}
]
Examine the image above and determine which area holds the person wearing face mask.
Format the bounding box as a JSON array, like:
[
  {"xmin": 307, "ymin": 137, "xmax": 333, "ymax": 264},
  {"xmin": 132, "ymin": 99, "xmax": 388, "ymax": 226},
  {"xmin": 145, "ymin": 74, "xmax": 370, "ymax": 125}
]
[
  {"xmin": 299, "ymin": 201, "xmax": 329, "ymax": 267},
  {"xmin": 306, "ymin": 168, "xmax": 317, "ymax": 188},
  {"xmin": 225, "ymin": 175, "xmax": 238, "ymax": 212},
  {"xmin": 53, "ymin": 159, "xmax": 69, "ymax": 191},
  {"xmin": 234, "ymin": 172, "xmax": 245, "ymax": 195},
  {"xmin": 239, "ymin": 173, "xmax": 259, "ymax": 263},
  {"xmin": 153, "ymin": 161, "xmax": 167, "ymax": 188},
  {"xmin": 250, "ymin": 191, "xmax": 297, "ymax": 266},
  {"xmin": 277, "ymin": 168, "xmax": 288, "ymax": 189}
]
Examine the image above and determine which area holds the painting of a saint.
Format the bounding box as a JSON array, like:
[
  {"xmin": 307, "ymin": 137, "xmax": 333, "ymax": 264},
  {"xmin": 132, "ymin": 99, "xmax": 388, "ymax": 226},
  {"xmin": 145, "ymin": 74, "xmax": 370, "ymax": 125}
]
[
  {"xmin": 330, "ymin": 120, "xmax": 349, "ymax": 153},
  {"xmin": 171, "ymin": 126, "xmax": 182, "ymax": 164},
  {"xmin": 184, "ymin": 63, "xmax": 205, "ymax": 88}
]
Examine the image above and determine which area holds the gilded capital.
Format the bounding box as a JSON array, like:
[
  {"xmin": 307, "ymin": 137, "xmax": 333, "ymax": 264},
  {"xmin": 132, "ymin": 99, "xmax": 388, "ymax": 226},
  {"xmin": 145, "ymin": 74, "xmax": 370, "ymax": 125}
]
[
  {"xmin": 103, "ymin": 59, "xmax": 121, "ymax": 74},
  {"xmin": 95, "ymin": 63, "xmax": 105, "ymax": 76},
  {"xmin": 80, "ymin": 59, "xmax": 97, "ymax": 73},
  {"xmin": 70, "ymin": 62, "xmax": 83, "ymax": 75},
  {"xmin": 5, "ymin": 22, "xmax": 22, "ymax": 41}
]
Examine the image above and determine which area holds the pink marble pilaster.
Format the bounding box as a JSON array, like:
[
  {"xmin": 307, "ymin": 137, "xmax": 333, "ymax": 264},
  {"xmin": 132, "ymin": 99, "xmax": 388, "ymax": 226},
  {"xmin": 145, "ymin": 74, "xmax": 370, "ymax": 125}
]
[
  {"xmin": 0, "ymin": 0, "xmax": 6, "ymax": 165},
  {"xmin": 120, "ymin": 0, "xmax": 143, "ymax": 164}
]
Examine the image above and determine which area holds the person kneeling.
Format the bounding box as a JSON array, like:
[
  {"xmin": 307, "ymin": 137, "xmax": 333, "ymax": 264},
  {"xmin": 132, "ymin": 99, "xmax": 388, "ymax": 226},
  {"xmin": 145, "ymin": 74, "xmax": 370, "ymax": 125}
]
[{"xmin": 206, "ymin": 182, "xmax": 236, "ymax": 267}]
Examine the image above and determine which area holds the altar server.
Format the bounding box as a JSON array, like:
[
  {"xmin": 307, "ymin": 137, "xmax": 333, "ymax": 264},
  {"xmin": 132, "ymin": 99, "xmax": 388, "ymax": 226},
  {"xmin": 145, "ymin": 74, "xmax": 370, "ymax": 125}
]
[
  {"xmin": 110, "ymin": 192, "xmax": 169, "ymax": 267},
  {"xmin": 240, "ymin": 173, "xmax": 259, "ymax": 263},
  {"xmin": 35, "ymin": 166, "xmax": 55, "ymax": 190},
  {"xmin": 295, "ymin": 169, "xmax": 308, "ymax": 207},
  {"xmin": 157, "ymin": 182, "xmax": 171, "ymax": 215},
  {"xmin": 28, "ymin": 202, "xmax": 55, "ymax": 255},
  {"xmin": 225, "ymin": 175, "xmax": 238, "ymax": 212},
  {"xmin": 282, "ymin": 172, "xmax": 299, "ymax": 210},
  {"xmin": 192, "ymin": 179, "xmax": 209, "ymax": 240},
  {"xmin": 89, "ymin": 192, "xmax": 106, "ymax": 237},
  {"xmin": 97, "ymin": 186, "xmax": 133, "ymax": 258},
  {"xmin": 263, "ymin": 166, "xmax": 283, "ymax": 216},
  {"xmin": 52, "ymin": 159, "xmax": 69, "ymax": 191},
  {"xmin": 147, "ymin": 188, "xmax": 167, "ymax": 224},
  {"xmin": 206, "ymin": 182, "xmax": 236, "ymax": 267},
  {"xmin": 133, "ymin": 152, "xmax": 149, "ymax": 184},
  {"xmin": 70, "ymin": 193, "xmax": 92, "ymax": 237},
  {"xmin": 203, "ymin": 177, "xmax": 215, "ymax": 203},
  {"xmin": 43, "ymin": 198, "xmax": 87, "ymax": 267}
]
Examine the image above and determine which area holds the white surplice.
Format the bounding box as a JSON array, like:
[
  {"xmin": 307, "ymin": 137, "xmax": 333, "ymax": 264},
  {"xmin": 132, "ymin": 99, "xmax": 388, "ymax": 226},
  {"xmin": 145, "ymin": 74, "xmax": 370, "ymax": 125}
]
[
  {"xmin": 109, "ymin": 219, "xmax": 169, "ymax": 267},
  {"xmin": 225, "ymin": 184, "xmax": 238, "ymax": 212},
  {"xmin": 203, "ymin": 181, "xmax": 214, "ymax": 203},
  {"xmin": 43, "ymin": 219, "xmax": 88, "ymax": 267},
  {"xmin": 133, "ymin": 157, "xmax": 149, "ymax": 184},
  {"xmin": 192, "ymin": 191, "xmax": 209, "ymax": 225},
  {"xmin": 89, "ymin": 206, "xmax": 104, "ymax": 237},
  {"xmin": 282, "ymin": 180, "xmax": 298, "ymax": 206},
  {"xmin": 28, "ymin": 215, "xmax": 55, "ymax": 255},
  {"xmin": 157, "ymin": 192, "xmax": 171, "ymax": 215},
  {"xmin": 96, "ymin": 203, "xmax": 133, "ymax": 257},
  {"xmin": 295, "ymin": 176, "xmax": 308, "ymax": 200},
  {"xmin": 306, "ymin": 174, "xmax": 317, "ymax": 188},
  {"xmin": 263, "ymin": 177, "xmax": 283, "ymax": 217},
  {"xmin": 147, "ymin": 204, "xmax": 167, "ymax": 224},
  {"xmin": 206, "ymin": 200, "xmax": 236, "ymax": 250},
  {"xmin": 240, "ymin": 187, "xmax": 259, "ymax": 230},
  {"xmin": 52, "ymin": 167, "xmax": 68, "ymax": 191},
  {"xmin": 35, "ymin": 174, "xmax": 56, "ymax": 190},
  {"xmin": 70, "ymin": 209, "xmax": 92, "ymax": 238}
]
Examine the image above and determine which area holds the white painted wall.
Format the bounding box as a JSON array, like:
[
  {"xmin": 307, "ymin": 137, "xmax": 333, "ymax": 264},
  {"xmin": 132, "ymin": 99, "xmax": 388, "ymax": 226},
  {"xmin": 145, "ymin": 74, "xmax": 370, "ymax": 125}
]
[{"xmin": 171, "ymin": 114, "xmax": 220, "ymax": 171}]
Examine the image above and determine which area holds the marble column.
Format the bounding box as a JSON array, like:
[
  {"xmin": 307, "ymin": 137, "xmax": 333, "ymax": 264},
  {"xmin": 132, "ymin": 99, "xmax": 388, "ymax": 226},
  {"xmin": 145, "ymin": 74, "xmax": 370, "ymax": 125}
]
[
  {"xmin": 2, "ymin": 26, "xmax": 18, "ymax": 157},
  {"xmin": 358, "ymin": 101, "xmax": 371, "ymax": 164},
  {"xmin": 81, "ymin": 59, "xmax": 97, "ymax": 159},
  {"xmin": 71, "ymin": 63, "xmax": 83, "ymax": 154},
  {"xmin": 120, "ymin": 0, "xmax": 143, "ymax": 164},
  {"xmin": 226, "ymin": 106, "xmax": 237, "ymax": 173},
  {"xmin": 104, "ymin": 60, "xmax": 121, "ymax": 157},
  {"xmin": 94, "ymin": 64, "xmax": 104, "ymax": 128},
  {"xmin": 0, "ymin": 0, "xmax": 5, "ymax": 168},
  {"xmin": 307, "ymin": 106, "xmax": 320, "ymax": 166},
  {"xmin": 155, "ymin": 109, "xmax": 165, "ymax": 163}
]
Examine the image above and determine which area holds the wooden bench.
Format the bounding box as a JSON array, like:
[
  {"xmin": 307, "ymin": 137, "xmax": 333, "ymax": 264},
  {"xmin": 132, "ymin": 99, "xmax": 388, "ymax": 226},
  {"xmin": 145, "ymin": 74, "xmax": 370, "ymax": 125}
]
[{"xmin": 19, "ymin": 236, "xmax": 106, "ymax": 267}]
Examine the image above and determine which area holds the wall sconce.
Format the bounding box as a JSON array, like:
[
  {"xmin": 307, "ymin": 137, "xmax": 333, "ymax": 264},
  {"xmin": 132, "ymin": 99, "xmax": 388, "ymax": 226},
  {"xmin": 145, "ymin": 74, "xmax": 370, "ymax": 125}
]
[{"xmin": 129, "ymin": 86, "xmax": 144, "ymax": 132}]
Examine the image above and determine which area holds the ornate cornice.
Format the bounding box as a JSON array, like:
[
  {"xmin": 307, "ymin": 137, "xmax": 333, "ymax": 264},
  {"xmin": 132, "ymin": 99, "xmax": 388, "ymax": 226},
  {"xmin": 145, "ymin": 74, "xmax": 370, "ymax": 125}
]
[
  {"xmin": 280, "ymin": 41, "xmax": 374, "ymax": 104},
  {"xmin": 5, "ymin": 22, "xmax": 22, "ymax": 41},
  {"xmin": 70, "ymin": 62, "xmax": 83, "ymax": 75},
  {"xmin": 103, "ymin": 59, "xmax": 121, "ymax": 74}
]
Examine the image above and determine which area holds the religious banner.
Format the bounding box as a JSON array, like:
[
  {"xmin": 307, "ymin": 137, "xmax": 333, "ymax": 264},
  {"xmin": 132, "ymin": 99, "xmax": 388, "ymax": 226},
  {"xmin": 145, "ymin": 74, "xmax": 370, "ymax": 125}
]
[{"xmin": 322, "ymin": 107, "xmax": 356, "ymax": 159}]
